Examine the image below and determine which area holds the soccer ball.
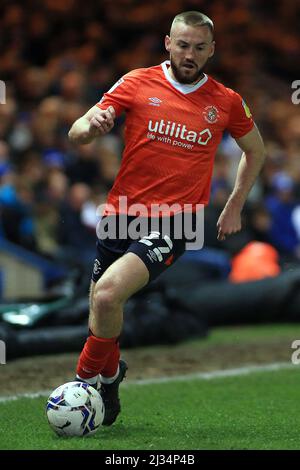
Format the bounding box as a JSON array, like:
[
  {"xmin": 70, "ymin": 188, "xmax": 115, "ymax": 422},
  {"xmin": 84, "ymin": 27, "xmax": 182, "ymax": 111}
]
[{"xmin": 46, "ymin": 381, "xmax": 104, "ymax": 437}]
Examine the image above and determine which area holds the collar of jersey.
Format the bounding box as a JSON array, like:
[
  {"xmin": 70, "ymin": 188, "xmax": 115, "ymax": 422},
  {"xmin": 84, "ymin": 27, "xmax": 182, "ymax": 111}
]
[{"xmin": 161, "ymin": 60, "xmax": 208, "ymax": 94}]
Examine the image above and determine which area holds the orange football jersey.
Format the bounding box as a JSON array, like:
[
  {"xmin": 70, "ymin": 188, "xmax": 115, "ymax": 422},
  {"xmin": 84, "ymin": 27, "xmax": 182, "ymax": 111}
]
[{"xmin": 97, "ymin": 60, "xmax": 254, "ymax": 215}]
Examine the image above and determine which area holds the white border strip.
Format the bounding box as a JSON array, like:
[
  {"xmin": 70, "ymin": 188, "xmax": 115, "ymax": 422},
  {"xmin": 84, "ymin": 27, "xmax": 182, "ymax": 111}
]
[
  {"xmin": 131, "ymin": 361, "xmax": 294, "ymax": 385},
  {"xmin": 0, "ymin": 362, "xmax": 294, "ymax": 403}
]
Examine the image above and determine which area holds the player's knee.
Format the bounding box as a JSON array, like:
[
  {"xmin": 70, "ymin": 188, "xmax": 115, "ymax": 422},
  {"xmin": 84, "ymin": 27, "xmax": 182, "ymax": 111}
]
[{"xmin": 92, "ymin": 278, "xmax": 122, "ymax": 315}]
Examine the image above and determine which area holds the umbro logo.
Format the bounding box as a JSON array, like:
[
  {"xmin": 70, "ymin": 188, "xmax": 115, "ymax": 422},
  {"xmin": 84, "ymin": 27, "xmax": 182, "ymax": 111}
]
[{"xmin": 148, "ymin": 97, "xmax": 162, "ymax": 106}]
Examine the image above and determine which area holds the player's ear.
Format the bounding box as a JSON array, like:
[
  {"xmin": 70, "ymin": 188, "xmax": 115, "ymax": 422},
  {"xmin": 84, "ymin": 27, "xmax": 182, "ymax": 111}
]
[
  {"xmin": 208, "ymin": 41, "xmax": 215, "ymax": 58},
  {"xmin": 165, "ymin": 35, "xmax": 171, "ymax": 52}
]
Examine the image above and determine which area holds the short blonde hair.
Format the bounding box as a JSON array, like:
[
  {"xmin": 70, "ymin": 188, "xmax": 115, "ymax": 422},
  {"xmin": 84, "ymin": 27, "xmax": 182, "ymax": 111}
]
[{"xmin": 171, "ymin": 11, "xmax": 214, "ymax": 37}]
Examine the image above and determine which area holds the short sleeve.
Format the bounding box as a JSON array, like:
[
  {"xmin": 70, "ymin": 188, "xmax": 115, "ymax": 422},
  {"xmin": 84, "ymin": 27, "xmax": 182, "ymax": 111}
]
[
  {"xmin": 226, "ymin": 90, "xmax": 254, "ymax": 139},
  {"xmin": 96, "ymin": 69, "xmax": 142, "ymax": 117}
]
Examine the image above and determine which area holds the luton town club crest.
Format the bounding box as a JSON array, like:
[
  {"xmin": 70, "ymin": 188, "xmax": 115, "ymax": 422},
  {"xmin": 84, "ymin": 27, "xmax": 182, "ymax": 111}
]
[{"xmin": 203, "ymin": 105, "xmax": 219, "ymax": 123}]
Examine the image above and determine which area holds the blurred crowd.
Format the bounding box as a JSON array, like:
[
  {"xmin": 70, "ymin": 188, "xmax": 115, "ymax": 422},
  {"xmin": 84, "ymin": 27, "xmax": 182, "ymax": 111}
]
[{"xmin": 0, "ymin": 0, "xmax": 299, "ymax": 274}]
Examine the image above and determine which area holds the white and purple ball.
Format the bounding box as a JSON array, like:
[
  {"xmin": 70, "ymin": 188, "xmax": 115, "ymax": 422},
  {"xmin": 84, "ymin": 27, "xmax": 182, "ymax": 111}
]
[{"xmin": 46, "ymin": 381, "xmax": 104, "ymax": 437}]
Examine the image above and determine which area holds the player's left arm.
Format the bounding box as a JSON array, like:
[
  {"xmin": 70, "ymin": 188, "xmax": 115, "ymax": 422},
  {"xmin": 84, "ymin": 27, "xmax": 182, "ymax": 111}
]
[{"xmin": 217, "ymin": 124, "xmax": 266, "ymax": 241}]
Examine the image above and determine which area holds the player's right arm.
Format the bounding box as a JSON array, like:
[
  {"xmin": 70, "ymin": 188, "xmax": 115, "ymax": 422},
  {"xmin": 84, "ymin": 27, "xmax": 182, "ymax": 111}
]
[
  {"xmin": 68, "ymin": 69, "xmax": 142, "ymax": 145},
  {"xmin": 68, "ymin": 105, "xmax": 116, "ymax": 145}
]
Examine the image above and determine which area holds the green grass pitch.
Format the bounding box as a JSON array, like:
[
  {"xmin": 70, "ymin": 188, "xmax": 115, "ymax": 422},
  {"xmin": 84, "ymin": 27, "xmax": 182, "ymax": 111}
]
[{"xmin": 0, "ymin": 366, "xmax": 300, "ymax": 450}]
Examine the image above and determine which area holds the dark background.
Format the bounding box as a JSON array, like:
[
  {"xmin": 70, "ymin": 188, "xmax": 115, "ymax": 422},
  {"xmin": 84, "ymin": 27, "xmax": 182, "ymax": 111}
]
[{"xmin": 0, "ymin": 0, "xmax": 299, "ymax": 283}]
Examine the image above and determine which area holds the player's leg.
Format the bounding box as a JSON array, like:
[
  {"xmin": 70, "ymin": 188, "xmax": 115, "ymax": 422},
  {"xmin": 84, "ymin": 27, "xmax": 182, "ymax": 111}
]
[
  {"xmin": 76, "ymin": 251, "xmax": 149, "ymax": 425},
  {"xmin": 89, "ymin": 252, "xmax": 149, "ymax": 338},
  {"xmin": 86, "ymin": 216, "xmax": 189, "ymax": 389},
  {"xmin": 76, "ymin": 214, "xmax": 193, "ymax": 426},
  {"xmin": 78, "ymin": 251, "xmax": 149, "ymax": 378}
]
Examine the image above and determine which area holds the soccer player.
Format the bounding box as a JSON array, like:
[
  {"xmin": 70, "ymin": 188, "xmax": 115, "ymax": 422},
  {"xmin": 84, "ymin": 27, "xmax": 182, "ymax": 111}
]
[{"xmin": 68, "ymin": 11, "xmax": 265, "ymax": 426}]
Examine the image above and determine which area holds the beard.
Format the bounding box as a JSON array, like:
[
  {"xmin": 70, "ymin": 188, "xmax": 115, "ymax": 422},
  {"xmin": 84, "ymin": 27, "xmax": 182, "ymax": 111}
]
[{"xmin": 170, "ymin": 56, "xmax": 207, "ymax": 84}]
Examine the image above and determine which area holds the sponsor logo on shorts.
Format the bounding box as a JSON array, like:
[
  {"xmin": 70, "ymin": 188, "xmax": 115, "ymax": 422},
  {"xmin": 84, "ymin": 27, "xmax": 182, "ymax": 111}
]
[
  {"xmin": 146, "ymin": 249, "xmax": 158, "ymax": 263},
  {"xmin": 93, "ymin": 259, "xmax": 102, "ymax": 275}
]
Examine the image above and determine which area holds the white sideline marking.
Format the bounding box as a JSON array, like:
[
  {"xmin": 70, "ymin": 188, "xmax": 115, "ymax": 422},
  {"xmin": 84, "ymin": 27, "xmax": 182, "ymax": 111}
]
[
  {"xmin": 132, "ymin": 361, "xmax": 294, "ymax": 385},
  {"xmin": 0, "ymin": 361, "xmax": 295, "ymax": 403}
]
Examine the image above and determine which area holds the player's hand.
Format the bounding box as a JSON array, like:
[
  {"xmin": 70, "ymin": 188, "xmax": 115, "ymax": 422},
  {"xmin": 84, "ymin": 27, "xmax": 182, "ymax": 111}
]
[
  {"xmin": 89, "ymin": 106, "xmax": 116, "ymax": 136},
  {"xmin": 216, "ymin": 203, "xmax": 242, "ymax": 241}
]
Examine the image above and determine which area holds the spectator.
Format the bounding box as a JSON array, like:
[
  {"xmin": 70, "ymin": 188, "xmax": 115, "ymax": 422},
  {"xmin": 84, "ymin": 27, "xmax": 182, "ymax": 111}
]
[
  {"xmin": 0, "ymin": 0, "xmax": 297, "ymax": 274},
  {"xmin": 265, "ymin": 172, "xmax": 300, "ymax": 258},
  {"xmin": 57, "ymin": 183, "xmax": 97, "ymax": 266}
]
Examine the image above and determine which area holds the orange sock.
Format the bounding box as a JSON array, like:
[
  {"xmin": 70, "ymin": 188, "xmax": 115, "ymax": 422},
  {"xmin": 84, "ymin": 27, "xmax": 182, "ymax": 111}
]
[
  {"xmin": 101, "ymin": 341, "xmax": 120, "ymax": 378},
  {"xmin": 76, "ymin": 334, "xmax": 118, "ymax": 379}
]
